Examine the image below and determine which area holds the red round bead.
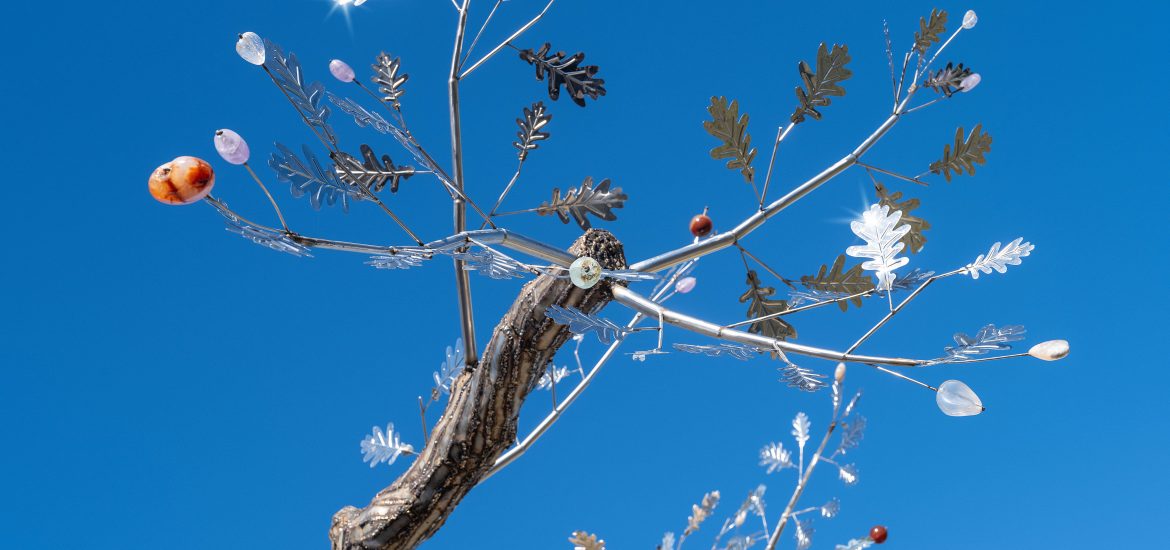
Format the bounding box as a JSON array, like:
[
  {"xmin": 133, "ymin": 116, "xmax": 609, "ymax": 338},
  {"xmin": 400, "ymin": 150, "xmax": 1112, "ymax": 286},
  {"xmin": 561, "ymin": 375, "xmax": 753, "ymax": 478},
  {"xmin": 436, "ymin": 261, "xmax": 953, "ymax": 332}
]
[
  {"xmin": 869, "ymin": 525, "xmax": 888, "ymax": 544},
  {"xmin": 689, "ymin": 213, "xmax": 713, "ymax": 237}
]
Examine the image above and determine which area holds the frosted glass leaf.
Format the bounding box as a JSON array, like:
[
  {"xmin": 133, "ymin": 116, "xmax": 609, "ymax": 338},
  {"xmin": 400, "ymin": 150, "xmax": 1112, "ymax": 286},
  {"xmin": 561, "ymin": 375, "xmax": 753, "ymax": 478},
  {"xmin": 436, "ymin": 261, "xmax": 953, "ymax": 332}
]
[
  {"xmin": 360, "ymin": 423, "xmax": 414, "ymax": 467},
  {"xmin": 794, "ymin": 518, "xmax": 814, "ymax": 550},
  {"xmin": 930, "ymin": 324, "xmax": 1026, "ymax": 364},
  {"xmin": 536, "ymin": 365, "xmax": 572, "ymax": 390},
  {"xmin": 366, "ymin": 249, "xmax": 429, "ymax": 270},
  {"xmin": 545, "ymin": 305, "xmax": 629, "ymax": 344},
  {"xmin": 821, "ymin": 498, "xmax": 840, "ymax": 518},
  {"xmin": 780, "ymin": 362, "xmax": 827, "ymax": 392},
  {"xmin": 759, "ymin": 442, "xmax": 795, "ymax": 473},
  {"xmin": 936, "ymin": 380, "xmax": 984, "ymax": 416},
  {"xmin": 235, "ymin": 32, "xmax": 265, "ymax": 65},
  {"xmin": 792, "ymin": 412, "xmax": 810, "ymax": 451},
  {"xmin": 835, "ymin": 538, "xmax": 874, "ymax": 550},
  {"xmin": 263, "ymin": 39, "xmax": 337, "ymax": 146},
  {"xmin": 837, "ymin": 415, "xmax": 866, "ymax": 454},
  {"xmin": 965, "ymin": 238, "xmax": 1033, "ymax": 279},
  {"xmin": 845, "ymin": 204, "xmax": 911, "ymax": 290},
  {"xmin": 327, "ymin": 93, "xmax": 395, "ymax": 134},
  {"xmin": 659, "ymin": 532, "xmax": 675, "ymax": 550},
  {"xmin": 270, "ymin": 142, "xmax": 362, "ymax": 212},
  {"xmin": 837, "ymin": 463, "xmax": 859, "ymax": 485},
  {"xmin": 204, "ymin": 197, "xmax": 311, "ymax": 257},
  {"xmin": 432, "ymin": 338, "xmax": 464, "ymax": 396},
  {"xmin": 672, "ymin": 343, "xmax": 762, "ymax": 361},
  {"xmin": 448, "ymin": 247, "xmax": 531, "ymax": 280}
]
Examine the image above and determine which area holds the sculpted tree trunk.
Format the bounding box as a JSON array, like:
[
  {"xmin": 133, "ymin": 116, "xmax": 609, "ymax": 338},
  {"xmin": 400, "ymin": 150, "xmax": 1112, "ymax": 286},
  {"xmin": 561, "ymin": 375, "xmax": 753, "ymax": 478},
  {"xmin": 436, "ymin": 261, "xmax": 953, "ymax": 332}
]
[{"xmin": 330, "ymin": 230, "xmax": 626, "ymax": 549}]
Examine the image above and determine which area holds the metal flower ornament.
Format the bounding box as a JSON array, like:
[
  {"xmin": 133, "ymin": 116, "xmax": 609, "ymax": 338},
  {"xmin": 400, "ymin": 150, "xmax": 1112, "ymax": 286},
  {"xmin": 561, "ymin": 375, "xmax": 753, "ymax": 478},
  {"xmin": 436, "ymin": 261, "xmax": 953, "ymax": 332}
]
[{"xmin": 150, "ymin": 4, "xmax": 1067, "ymax": 549}]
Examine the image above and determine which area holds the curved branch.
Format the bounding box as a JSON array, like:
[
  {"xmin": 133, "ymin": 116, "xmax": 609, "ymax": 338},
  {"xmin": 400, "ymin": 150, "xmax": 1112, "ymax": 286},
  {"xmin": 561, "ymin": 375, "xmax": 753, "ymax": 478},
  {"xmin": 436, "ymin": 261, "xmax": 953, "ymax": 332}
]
[{"xmin": 330, "ymin": 230, "xmax": 627, "ymax": 549}]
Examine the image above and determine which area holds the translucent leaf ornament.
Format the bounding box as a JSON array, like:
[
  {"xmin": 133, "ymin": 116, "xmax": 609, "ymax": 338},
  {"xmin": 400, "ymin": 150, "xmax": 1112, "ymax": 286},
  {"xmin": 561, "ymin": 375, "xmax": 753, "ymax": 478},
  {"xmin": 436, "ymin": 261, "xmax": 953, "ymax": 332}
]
[
  {"xmin": 432, "ymin": 339, "xmax": 464, "ymax": 396},
  {"xmin": 837, "ymin": 463, "xmax": 859, "ymax": 485},
  {"xmin": 846, "ymin": 204, "xmax": 910, "ymax": 290},
  {"xmin": 544, "ymin": 305, "xmax": 629, "ymax": 344},
  {"xmin": 936, "ymin": 380, "xmax": 984, "ymax": 416},
  {"xmin": 794, "ymin": 518, "xmax": 814, "ymax": 550},
  {"xmin": 360, "ymin": 423, "xmax": 414, "ymax": 467},
  {"xmin": 821, "ymin": 498, "xmax": 840, "ymax": 518},
  {"xmin": 759, "ymin": 442, "xmax": 795, "ymax": 473},
  {"xmin": 964, "ymin": 238, "xmax": 1033, "ymax": 279},
  {"xmin": 673, "ymin": 343, "xmax": 762, "ymax": 361}
]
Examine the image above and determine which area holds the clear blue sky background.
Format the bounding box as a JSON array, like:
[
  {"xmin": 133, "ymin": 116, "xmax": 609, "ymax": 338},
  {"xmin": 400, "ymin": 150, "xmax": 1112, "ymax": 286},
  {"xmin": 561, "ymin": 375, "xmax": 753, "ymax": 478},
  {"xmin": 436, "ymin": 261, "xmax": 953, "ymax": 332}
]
[{"xmin": 1, "ymin": 1, "xmax": 1166, "ymax": 548}]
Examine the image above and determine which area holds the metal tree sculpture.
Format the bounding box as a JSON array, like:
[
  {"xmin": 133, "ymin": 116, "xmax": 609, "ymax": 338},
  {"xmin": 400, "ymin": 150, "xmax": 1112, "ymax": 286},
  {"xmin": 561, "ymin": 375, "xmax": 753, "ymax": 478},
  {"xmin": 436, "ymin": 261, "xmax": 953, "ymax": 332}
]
[{"xmin": 148, "ymin": 4, "xmax": 1069, "ymax": 549}]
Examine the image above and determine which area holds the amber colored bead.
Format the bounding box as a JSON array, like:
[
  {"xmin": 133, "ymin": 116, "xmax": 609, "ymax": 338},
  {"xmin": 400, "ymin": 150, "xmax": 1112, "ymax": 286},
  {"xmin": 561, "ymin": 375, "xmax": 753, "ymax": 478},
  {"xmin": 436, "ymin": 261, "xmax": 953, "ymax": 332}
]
[
  {"xmin": 149, "ymin": 156, "xmax": 215, "ymax": 205},
  {"xmin": 869, "ymin": 525, "xmax": 888, "ymax": 544},
  {"xmin": 690, "ymin": 213, "xmax": 713, "ymax": 237}
]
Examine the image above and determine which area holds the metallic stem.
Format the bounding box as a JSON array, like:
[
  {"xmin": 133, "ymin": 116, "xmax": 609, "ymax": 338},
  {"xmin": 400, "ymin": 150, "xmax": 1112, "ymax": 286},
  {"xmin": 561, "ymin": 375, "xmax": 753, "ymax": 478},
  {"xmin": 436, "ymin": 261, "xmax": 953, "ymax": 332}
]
[
  {"xmin": 460, "ymin": 0, "xmax": 505, "ymax": 68},
  {"xmin": 449, "ymin": 1, "xmax": 478, "ymax": 366},
  {"xmin": 480, "ymin": 158, "xmax": 525, "ymax": 229},
  {"xmin": 611, "ymin": 286, "xmax": 921, "ymax": 367},
  {"xmin": 459, "ymin": 0, "xmax": 556, "ymax": 79},
  {"xmin": 856, "ymin": 161, "xmax": 928, "ymax": 187},
  {"xmin": 758, "ymin": 123, "xmax": 796, "ymax": 209},
  {"xmin": 241, "ymin": 161, "xmax": 289, "ymax": 231},
  {"xmin": 765, "ymin": 415, "xmax": 838, "ymax": 550},
  {"xmin": 845, "ymin": 269, "xmax": 962, "ymax": 355},
  {"xmin": 631, "ymin": 105, "xmax": 908, "ymax": 273},
  {"xmin": 723, "ymin": 289, "xmax": 877, "ymax": 329}
]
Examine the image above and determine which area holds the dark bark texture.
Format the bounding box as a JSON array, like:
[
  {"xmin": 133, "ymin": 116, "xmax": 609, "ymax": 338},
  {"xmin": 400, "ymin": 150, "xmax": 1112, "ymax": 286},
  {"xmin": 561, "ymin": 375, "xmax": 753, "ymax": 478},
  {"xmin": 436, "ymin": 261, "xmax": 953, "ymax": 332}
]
[{"xmin": 330, "ymin": 229, "xmax": 626, "ymax": 549}]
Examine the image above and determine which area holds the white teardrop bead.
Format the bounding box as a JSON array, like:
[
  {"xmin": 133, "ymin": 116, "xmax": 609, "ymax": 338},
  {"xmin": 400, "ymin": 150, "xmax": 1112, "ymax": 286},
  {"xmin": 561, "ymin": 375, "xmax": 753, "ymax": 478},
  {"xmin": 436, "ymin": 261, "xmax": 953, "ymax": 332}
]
[
  {"xmin": 936, "ymin": 380, "xmax": 984, "ymax": 416},
  {"xmin": 1028, "ymin": 340, "xmax": 1069, "ymax": 361},
  {"xmin": 569, "ymin": 257, "xmax": 602, "ymax": 289},
  {"xmin": 235, "ymin": 32, "xmax": 265, "ymax": 65},
  {"xmin": 963, "ymin": 10, "xmax": 978, "ymax": 29}
]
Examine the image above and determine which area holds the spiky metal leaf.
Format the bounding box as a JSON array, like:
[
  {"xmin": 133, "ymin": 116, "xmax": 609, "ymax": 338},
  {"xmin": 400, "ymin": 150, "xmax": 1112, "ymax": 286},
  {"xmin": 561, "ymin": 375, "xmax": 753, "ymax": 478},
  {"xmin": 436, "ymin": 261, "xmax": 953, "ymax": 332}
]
[
  {"xmin": 781, "ymin": 362, "xmax": 827, "ymax": 392},
  {"xmin": 931, "ymin": 324, "xmax": 1026, "ymax": 364},
  {"xmin": 929, "ymin": 124, "xmax": 992, "ymax": 182},
  {"xmin": 519, "ymin": 43, "xmax": 607, "ymax": 107},
  {"xmin": 963, "ymin": 238, "xmax": 1034, "ymax": 279},
  {"xmin": 800, "ymin": 255, "xmax": 876, "ymax": 311},
  {"xmin": 837, "ymin": 463, "xmax": 859, "ymax": 485},
  {"xmin": 360, "ymin": 423, "xmax": 414, "ymax": 467},
  {"xmin": 205, "ymin": 197, "xmax": 311, "ymax": 257},
  {"xmin": 704, "ymin": 96, "xmax": 758, "ymax": 183},
  {"xmin": 846, "ymin": 204, "xmax": 911, "ymax": 291},
  {"xmin": 836, "ymin": 538, "xmax": 874, "ymax": 550},
  {"xmin": 874, "ymin": 182, "xmax": 930, "ymax": 254},
  {"xmin": 263, "ymin": 39, "xmax": 336, "ymax": 146},
  {"xmin": 914, "ymin": 9, "xmax": 948, "ymax": 54},
  {"xmin": 837, "ymin": 415, "xmax": 866, "ymax": 454},
  {"xmin": 366, "ymin": 249, "xmax": 430, "ymax": 270},
  {"xmin": 372, "ymin": 52, "xmax": 408, "ymax": 108},
  {"xmin": 739, "ymin": 270, "xmax": 797, "ymax": 340},
  {"xmin": 791, "ymin": 43, "xmax": 853, "ymax": 124},
  {"xmin": 327, "ymin": 93, "xmax": 394, "ymax": 134},
  {"xmin": 821, "ymin": 498, "xmax": 840, "ymax": 519},
  {"xmin": 545, "ymin": 305, "xmax": 629, "ymax": 344},
  {"xmin": 685, "ymin": 491, "xmax": 721, "ymax": 536},
  {"xmin": 334, "ymin": 144, "xmax": 415, "ymax": 194},
  {"xmin": 537, "ymin": 177, "xmax": 627, "ymax": 230},
  {"xmin": 925, "ymin": 62, "xmax": 973, "ymax": 97},
  {"xmin": 794, "ymin": 518, "xmax": 814, "ymax": 550},
  {"xmin": 433, "ymin": 338, "xmax": 465, "ymax": 397},
  {"xmin": 270, "ymin": 143, "xmax": 362, "ymax": 212},
  {"xmin": 514, "ymin": 101, "xmax": 552, "ymax": 161},
  {"xmin": 568, "ymin": 531, "xmax": 606, "ymax": 550},
  {"xmin": 673, "ymin": 343, "xmax": 763, "ymax": 361}
]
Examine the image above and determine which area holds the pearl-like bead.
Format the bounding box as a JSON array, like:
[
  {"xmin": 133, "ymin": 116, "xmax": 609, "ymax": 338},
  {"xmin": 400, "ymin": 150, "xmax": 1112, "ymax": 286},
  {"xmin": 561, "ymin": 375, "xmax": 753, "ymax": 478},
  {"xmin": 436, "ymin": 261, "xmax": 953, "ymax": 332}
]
[
  {"xmin": 869, "ymin": 525, "xmax": 888, "ymax": 544},
  {"xmin": 675, "ymin": 276, "xmax": 697, "ymax": 294},
  {"xmin": 936, "ymin": 380, "xmax": 984, "ymax": 417},
  {"xmin": 236, "ymin": 32, "xmax": 265, "ymax": 65},
  {"xmin": 690, "ymin": 213, "xmax": 713, "ymax": 237},
  {"xmin": 834, "ymin": 362, "xmax": 846, "ymax": 383},
  {"xmin": 959, "ymin": 73, "xmax": 981, "ymax": 92},
  {"xmin": 329, "ymin": 59, "xmax": 356, "ymax": 83},
  {"xmin": 214, "ymin": 129, "xmax": 250, "ymax": 165},
  {"xmin": 569, "ymin": 256, "xmax": 602, "ymax": 289},
  {"xmin": 149, "ymin": 156, "xmax": 215, "ymax": 205},
  {"xmin": 962, "ymin": 10, "xmax": 978, "ymax": 29},
  {"xmin": 1028, "ymin": 340, "xmax": 1069, "ymax": 361}
]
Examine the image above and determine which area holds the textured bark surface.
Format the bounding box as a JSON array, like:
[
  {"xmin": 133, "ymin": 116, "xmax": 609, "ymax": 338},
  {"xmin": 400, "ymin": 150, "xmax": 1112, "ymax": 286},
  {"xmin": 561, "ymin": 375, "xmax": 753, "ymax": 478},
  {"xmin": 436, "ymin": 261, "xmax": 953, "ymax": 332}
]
[{"xmin": 330, "ymin": 229, "xmax": 626, "ymax": 549}]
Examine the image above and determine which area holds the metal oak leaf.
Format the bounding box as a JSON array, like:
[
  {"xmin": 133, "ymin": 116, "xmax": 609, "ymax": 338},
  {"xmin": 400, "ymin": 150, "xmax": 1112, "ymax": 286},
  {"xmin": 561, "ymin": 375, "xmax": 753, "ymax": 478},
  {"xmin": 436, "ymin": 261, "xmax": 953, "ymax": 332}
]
[
  {"xmin": 263, "ymin": 39, "xmax": 336, "ymax": 146},
  {"xmin": 371, "ymin": 52, "xmax": 408, "ymax": 108},
  {"xmin": 518, "ymin": 43, "xmax": 607, "ymax": 107},
  {"xmin": 925, "ymin": 62, "xmax": 973, "ymax": 97},
  {"xmin": 929, "ymin": 124, "xmax": 992, "ymax": 182},
  {"xmin": 544, "ymin": 305, "xmax": 629, "ymax": 344},
  {"xmin": 537, "ymin": 177, "xmax": 627, "ymax": 230},
  {"xmin": 791, "ymin": 43, "xmax": 853, "ymax": 124},
  {"xmin": 703, "ymin": 96, "xmax": 757, "ymax": 183},
  {"xmin": 270, "ymin": 143, "xmax": 361, "ymax": 212},
  {"xmin": 568, "ymin": 531, "xmax": 606, "ymax": 550},
  {"xmin": 739, "ymin": 270, "xmax": 797, "ymax": 340},
  {"xmin": 334, "ymin": 144, "xmax": 415, "ymax": 193},
  {"xmin": 914, "ymin": 9, "xmax": 948, "ymax": 54},
  {"xmin": 875, "ymin": 182, "xmax": 930, "ymax": 254},
  {"xmin": 514, "ymin": 101, "xmax": 552, "ymax": 161},
  {"xmin": 964, "ymin": 238, "xmax": 1033, "ymax": 279},
  {"xmin": 800, "ymin": 254, "xmax": 876, "ymax": 311}
]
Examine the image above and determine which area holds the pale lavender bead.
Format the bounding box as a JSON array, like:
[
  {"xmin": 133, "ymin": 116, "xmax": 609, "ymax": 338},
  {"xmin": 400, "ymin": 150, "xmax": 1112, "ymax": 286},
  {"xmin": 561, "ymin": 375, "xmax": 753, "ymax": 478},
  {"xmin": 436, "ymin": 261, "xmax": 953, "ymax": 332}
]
[
  {"xmin": 329, "ymin": 59, "xmax": 355, "ymax": 83},
  {"xmin": 214, "ymin": 129, "xmax": 250, "ymax": 165},
  {"xmin": 959, "ymin": 73, "xmax": 981, "ymax": 92},
  {"xmin": 675, "ymin": 276, "xmax": 697, "ymax": 294},
  {"xmin": 235, "ymin": 32, "xmax": 265, "ymax": 65}
]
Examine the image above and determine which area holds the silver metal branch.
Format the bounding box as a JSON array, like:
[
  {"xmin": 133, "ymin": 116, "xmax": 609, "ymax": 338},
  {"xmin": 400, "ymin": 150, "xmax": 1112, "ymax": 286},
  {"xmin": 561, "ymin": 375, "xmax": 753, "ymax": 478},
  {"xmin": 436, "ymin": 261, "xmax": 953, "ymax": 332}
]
[
  {"xmin": 460, "ymin": 0, "xmax": 557, "ymax": 78},
  {"xmin": 449, "ymin": 0, "xmax": 477, "ymax": 366}
]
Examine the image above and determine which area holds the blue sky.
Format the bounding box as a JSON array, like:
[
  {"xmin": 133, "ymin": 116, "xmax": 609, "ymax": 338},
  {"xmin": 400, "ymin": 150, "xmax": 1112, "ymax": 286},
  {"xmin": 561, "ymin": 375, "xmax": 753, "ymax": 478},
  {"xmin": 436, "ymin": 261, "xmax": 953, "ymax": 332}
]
[{"xmin": 1, "ymin": 1, "xmax": 1166, "ymax": 548}]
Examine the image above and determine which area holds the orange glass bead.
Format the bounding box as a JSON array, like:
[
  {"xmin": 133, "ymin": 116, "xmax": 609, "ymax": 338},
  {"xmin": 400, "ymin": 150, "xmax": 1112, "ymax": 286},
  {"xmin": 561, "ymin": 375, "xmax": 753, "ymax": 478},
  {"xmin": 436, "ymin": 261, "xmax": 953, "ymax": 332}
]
[
  {"xmin": 690, "ymin": 213, "xmax": 713, "ymax": 237},
  {"xmin": 869, "ymin": 525, "xmax": 888, "ymax": 544},
  {"xmin": 149, "ymin": 156, "xmax": 215, "ymax": 205}
]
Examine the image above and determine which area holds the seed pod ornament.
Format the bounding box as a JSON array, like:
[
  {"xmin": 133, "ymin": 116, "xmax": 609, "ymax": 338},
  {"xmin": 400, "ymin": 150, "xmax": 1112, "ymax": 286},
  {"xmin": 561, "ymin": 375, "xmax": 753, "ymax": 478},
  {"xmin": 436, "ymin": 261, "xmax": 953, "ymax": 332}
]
[
  {"xmin": 690, "ymin": 209, "xmax": 713, "ymax": 237},
  {"xmin": 148, "ymin": 156, "xmax": 215, "ymax": 205}
]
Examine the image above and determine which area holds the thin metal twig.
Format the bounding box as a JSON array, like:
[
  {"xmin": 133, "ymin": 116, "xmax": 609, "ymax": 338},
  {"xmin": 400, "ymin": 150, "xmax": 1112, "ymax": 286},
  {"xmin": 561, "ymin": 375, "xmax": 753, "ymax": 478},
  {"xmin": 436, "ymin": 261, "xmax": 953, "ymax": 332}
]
[
  {"xmin": 241, "ymin": 161, "xmax": 289, "ymax": 231},
  {"xmin": 759, "ymin": 123, "xmax": 795, "ymax": 209},
  {"xmin": 460, "ymin": 0, "xmax": 505, "ymax": 69},
  {"xmin": 449, "ymin": 1, "xmax": 478, "ymax": 366},
  {"xmin": 460, "ymin": 0, "xmax": 556, "ymax": 79},
  {"xmin": 857, "ymin": 162, "xmax": 929, "ymax": 187}
]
